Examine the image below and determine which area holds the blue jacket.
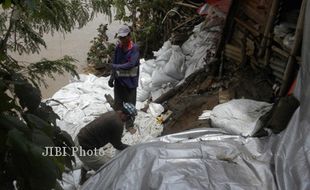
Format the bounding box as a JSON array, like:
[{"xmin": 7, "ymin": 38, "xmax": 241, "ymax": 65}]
[{"xmin": 112, "ymin": 42, "xmax": 140, "ymax": 88}]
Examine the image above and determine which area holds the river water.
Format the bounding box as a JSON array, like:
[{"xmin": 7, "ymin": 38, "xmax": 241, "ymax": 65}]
[{"xmin": 14, "ymin": 14, "xmax": 121, "ymax": 98}]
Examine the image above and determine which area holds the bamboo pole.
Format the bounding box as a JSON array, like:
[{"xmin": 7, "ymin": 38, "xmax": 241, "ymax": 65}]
[
  {"xmin": 258, "ymin": 0, "xmax": 280, "ymax": 57},
  {"xmin": 224, "ymin": 44, "xmax": 243, "ymax": 63},
  {"xmin": 272, "ymin": 46, "xmax": 290, "ymax": 58},
  {"xmin": 279, "ymin": 0, "xmax": 307, "ymax": 96},
  {"xmin": 264, "ymin": 37, "xmax": 272, "ymax": 65},
  {"xmin": 174, "ymin": 2, "xmax": 198, "ymax": 9},
  {"xmin": 225, "ymin": 49, "xmax": 242, "ymax": 56},
  {"xmin": 243, "ymin": 4, "xmax": 265, "ymax": 25},
  {"xmin": 270, "ymin": 60, "xmax": 285, "ymax": 73},
  {"xmin": 226, "ymin": 44, "xmax": 241, "ymax": 52},
  {"xmin": 235, "ymin": 18, "xmax": 261, "ymax": 37},
  {"xmin": 172, "ymin": 15, "xmax": 199, "ymax": 31}
]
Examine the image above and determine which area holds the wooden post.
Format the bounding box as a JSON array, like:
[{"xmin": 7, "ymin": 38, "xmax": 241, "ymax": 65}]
[{"xmin": 279, "ymin": 0, "xmax": 307, "ymax": 96}]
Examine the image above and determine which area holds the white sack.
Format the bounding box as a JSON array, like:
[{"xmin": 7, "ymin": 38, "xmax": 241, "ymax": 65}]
[
  {"xmin": 153, "ymin": 41, "xmax": 172, "ymax": 57},
  {"xmin": 181, "ymin": 23, "xmax": 207, "ymax": 56},
  {"xmin": 198, "ymin": 110, "xmax": 212, "ymax": 120},
  {"xmin": 70, "ymin": 74, "xmax": 89, "ymax": 83},
  {"xmin": 181, "ymin": 35, "xmax": 197, "ymax": 56},
  {"xmin": 148, "ymin": 103, "xmax": 165, "ymax": 117},
  {"xmin": 151, "ymin": 87, "xmax": 172, "ymax": 101},
  {"xmin": 163, "ymin": 46, "xmax": 186, "ymax": 80},
  {"xmin": 185, "ymin": 44, "xmax": 209, "ymax": 77},
  {"xmin": 210, "ymin": 99, "xmax": 273, "ymax": 136},
  {"xmin": 139, "ymin": 72, "xmax": 153, "ymax": 92},
  {"xmin": 154, "ymin": 49, "xmax": 172, "ymax": 68},
  {"xmin": 137, "ymin": 88, "xmax": 150, "ymax": 102},
  {"xmin": 151, "ymin": 69, "xmax": 178, "ymax": 89},
  {"xmin": 141, "ymin": 59, "xmax": 156, "ymax": 75}
]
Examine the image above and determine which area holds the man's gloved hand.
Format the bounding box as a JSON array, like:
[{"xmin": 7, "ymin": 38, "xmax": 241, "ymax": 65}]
[{"xmin": 108, "ymin": 78, "xmax": 114, "ymax": 87}]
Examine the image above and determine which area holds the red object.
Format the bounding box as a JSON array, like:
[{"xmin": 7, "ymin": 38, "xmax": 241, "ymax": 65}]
[
  {"xmin": 206, "ymin": 0, "xmax": 231, "ymax": 13},
  {"xmin": 287, "ymin": 79, "xmax": 297, "ymax": 95}
]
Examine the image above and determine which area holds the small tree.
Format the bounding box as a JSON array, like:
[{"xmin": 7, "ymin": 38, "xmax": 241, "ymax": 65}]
[
  {"xmin": 86, "ymin": 24, "xmax": 115, "ymax": 76},
  {"xmin": 112, "ymin": 0, "xmax": 175, "ymax": 58},
  {"xmin": 0, "ymin": 0, "xmax": 114, "ymax": 189}
]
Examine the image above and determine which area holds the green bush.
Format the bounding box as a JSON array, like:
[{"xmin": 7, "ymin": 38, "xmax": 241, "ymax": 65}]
[{"xmin": 0, "ymin": 0, "xmax": 115, "ymax": 189}]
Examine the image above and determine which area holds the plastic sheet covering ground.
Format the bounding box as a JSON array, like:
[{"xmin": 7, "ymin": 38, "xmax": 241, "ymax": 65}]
[
  {"xmin": 81, "ymin": 2, "xmax": 310, "ymax": 189},
  {"xmin": 81, "ymin": 127, "xmax": 277, "ymax": 190},
  {"xmin": 273, "ymin": 1, "xmax": 310, "ymax": 189}
]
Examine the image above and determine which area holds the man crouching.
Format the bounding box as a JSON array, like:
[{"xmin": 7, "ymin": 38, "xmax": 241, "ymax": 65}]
[{"xmin": 74, "ymin": 102, "xmax": 137, "ymax": 184}]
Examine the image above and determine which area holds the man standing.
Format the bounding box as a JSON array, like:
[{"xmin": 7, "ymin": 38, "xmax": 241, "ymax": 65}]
[
  {"xmin": 108, "ymin": 25, "xmax": 140, "ymax": 132},
  {"xmin": 75, "ymin": 102, "xmax": 137, "ymax": 174}
]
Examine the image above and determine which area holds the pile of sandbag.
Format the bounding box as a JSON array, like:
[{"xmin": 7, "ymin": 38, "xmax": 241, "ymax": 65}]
[
  {"xmin": 47, "ymin": 74, "xmax": 163, "ymax": 146},
  {"xmin": 137, "ymin": 9, "xmax": 226, "ymax": 101},
  {"xmin": 137, "ymin": 42, "xmax": 186, "ymax": 101}
]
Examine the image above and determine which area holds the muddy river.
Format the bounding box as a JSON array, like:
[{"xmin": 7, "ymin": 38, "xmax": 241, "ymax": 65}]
[{"xmin": 14, "ymin": 14, "xmax": 120, "ymax": 98}]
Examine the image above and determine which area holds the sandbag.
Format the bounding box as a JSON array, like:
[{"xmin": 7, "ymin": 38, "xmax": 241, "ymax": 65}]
[
  {"xmin": 141, "ymin": 59, "xmax": 156, "ymax": 75},
  {"xmin": 151, "ymin": 69, "xmax": 178, "ymax": 89},
  {"xmin": 210, "ymin": 99, "xmax": 273, "ymax": 136},
  {"xmin": 139, "ymin": 72, "xmax": 153, "ymax": 92},
  {"xmin": 163, "ymin": 46, "xmax": 186, "ymax": 80},
  {"xmin": 153, "ymin": 41, "xmax": 172, "ymax": 57},
  {"xmin": 181, "ymin": 35, "xmax": 197, "ymax": 56},
  {"xmin": 185, "ymin": 45, "xmax": 209, "ymax": 77},
  {"xmin": 151, "ymin": 87, "xmax": 172, "ymax": 101},
  {"xmin": 137, "ymin": 88, "xmax": 150, "ymax": 102},
  {"xmin": 147, "ymin": 103, "xmax": 165, "ymax": 117},
  {"xmin": 154, "ymin": 49, "xmax": 172, "ymax": 68}
]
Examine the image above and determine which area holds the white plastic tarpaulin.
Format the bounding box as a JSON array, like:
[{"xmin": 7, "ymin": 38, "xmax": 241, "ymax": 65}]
[
  {"xmin": 81, "ymin": 127, "xmax": 278, "ymax": 190},
  {"xmin": 81, "ymin": 1, "xmax": 310, "ymax": 189},
  {"xmin": 273, "ymin": 1, "xmax": 310, "ymax": 189}
]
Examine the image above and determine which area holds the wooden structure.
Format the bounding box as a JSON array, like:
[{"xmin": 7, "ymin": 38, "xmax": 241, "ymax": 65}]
[
  {"xmin": 224, "ymin": 0, "xmax": 305, "ymax": 97},
  {"xmin": 153, "ymin": 0, "xmax": 306, "ymax": 135}
]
